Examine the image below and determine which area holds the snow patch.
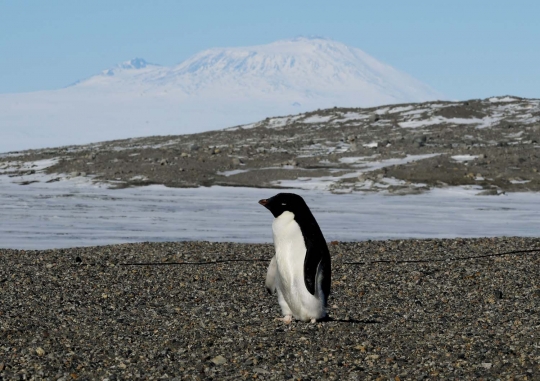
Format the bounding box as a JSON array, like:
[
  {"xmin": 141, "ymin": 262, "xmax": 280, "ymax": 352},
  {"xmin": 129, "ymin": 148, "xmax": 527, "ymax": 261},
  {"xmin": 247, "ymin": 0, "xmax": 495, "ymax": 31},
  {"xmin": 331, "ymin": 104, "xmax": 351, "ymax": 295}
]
[
  {"xmin": 302, "ymin": 115, "xmax": 334, "ymax": 124},
  {"xmin": 451, "ymin": 155, "xmax": 480, "ymax": 162},
  {"xmin": 217, "ymin": 169, "xmax": 251, "ymax": 177},
  {"xmin": 489, "ymin": 96, "xmax": 519, "ymax": 103},
  {"xmin": 274, "ymin": 154, "xmax": 440, "ymax": 191},
  {"xmin": 400, "ymin": 116, "xmax": 500, "ymax": 129},
  {"xmin": 363, "ymin": 142, "xmax": 378, "ymax": 148},
  {"xmin": 332, "ymin": 112, "xmax": 370, "ymax": 123}
]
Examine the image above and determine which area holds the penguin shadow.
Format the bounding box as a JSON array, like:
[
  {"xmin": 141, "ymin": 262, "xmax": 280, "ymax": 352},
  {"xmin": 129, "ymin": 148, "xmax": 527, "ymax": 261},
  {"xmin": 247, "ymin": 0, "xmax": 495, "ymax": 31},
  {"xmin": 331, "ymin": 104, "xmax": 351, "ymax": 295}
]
[{"xmin": 320, "ymin": 316, "xmax": 381, "ymax": 324}]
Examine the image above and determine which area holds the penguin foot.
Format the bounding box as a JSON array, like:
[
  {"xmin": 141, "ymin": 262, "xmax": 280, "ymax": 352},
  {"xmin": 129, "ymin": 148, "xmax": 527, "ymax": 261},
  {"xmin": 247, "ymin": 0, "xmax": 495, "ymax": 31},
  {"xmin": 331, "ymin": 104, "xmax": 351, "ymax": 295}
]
[
  {"xmin": 276, "ymin": 315, "xmax": 293, "ymax": 324},
  {"xmin": 310, "ymin": 318, "xmax": 317, "ymax": 324}
]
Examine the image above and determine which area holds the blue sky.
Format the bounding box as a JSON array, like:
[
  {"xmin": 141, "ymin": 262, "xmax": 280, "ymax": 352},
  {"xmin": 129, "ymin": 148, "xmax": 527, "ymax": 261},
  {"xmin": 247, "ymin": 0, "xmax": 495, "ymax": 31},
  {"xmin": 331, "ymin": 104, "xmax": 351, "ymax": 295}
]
[{"xmin": 1, "ymin": 1, "xmax": 539, "ymax": 100}]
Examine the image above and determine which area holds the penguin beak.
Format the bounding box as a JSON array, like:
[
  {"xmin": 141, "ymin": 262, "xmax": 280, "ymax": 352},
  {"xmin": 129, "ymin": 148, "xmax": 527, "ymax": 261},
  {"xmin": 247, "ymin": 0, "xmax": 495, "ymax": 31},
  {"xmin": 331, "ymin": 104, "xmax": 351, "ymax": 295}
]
[{"xmin": 258, "ymin": 199, "xmax": 269, "ymax": 207}]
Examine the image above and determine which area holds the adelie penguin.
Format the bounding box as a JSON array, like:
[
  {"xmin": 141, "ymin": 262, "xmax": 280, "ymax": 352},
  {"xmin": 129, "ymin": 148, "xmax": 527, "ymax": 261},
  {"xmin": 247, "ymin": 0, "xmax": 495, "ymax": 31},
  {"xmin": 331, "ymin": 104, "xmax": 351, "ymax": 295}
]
[{"xmin": 259, "ymin": 193, "xmax": 331, "ymax": 323}]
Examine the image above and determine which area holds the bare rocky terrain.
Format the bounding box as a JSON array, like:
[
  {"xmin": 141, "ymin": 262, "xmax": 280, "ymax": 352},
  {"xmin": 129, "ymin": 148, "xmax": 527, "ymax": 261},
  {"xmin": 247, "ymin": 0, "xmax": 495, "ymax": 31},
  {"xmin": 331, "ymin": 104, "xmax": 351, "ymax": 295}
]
[
  {"xmin": 1, "ymin": 238, "xmax": 539, "ymax": 380},
  {"xmin": 1, "ymin": 96, "xmax": 540, "ymax": 194}
]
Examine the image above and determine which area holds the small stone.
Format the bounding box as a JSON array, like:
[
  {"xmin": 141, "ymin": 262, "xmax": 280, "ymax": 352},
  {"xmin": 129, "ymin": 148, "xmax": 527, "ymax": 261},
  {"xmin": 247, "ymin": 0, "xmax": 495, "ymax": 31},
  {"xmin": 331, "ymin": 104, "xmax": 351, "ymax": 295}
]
[
  {"xmin": 0, "ymin": 362, "xmax": 4, "ymax": 371},
  {"xmin": 476, "ymin": 189, "xmax": 500, "ymax": 196},
  {"xmin": 480, "ymin": 363, "xmax": 492, "ymax": 369},
  {"xmin": 232, "ymin": 158, "xmax": 243, "ymax": 166},
  {"xmin": 494, "ymin": 290, "xmax": 503, "ymax": 299},
  {"xmin": 254, "ymin": 368, "xmax": 270, "ymax": 374},
  {"xmin": 70, "ymin": 172, "xmax": 80, "ymax": 177},
  {"xmin": 118, "ymin": 363, "xmax": 127, "ymax": 369},
  {"xmin": 189, "ymin": 144, "xmax": 200, "ymax": 151},
  {"xmin": 355, "ymin": 345, "xmax": 366, "ymax": 352},
  {"xmin": 36, "ymin": 347, "xmax": 45, "ymax": 356},
  {"xmin": 412, "ymin": 135, "xmax": 427, "ymax": 144},
  {"xmin": 180, "ymin": 152, "xmax": 189, "ymax": 158},
  {"xmin": 365, "ymin": 354, "xmax": 380, "ymax": 361},
  {"xmin": 211, "ymin": 355, "xmax": 226, "ymax": 365}
]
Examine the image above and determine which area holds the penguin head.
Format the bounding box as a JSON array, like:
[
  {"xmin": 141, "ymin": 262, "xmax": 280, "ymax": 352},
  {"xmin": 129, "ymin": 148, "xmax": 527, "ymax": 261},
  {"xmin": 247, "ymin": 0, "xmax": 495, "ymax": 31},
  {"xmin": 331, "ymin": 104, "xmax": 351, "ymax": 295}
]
[{"xmin": 258, "ymin": 193, "xmax": 309, "ymax": 218}]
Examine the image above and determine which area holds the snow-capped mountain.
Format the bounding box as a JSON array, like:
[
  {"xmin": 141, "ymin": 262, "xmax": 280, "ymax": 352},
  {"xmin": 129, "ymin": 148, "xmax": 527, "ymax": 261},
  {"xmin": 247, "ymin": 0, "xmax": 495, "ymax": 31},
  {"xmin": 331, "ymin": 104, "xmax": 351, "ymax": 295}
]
[{"xmin": 0, "ymin": 37, "xmax": 444, "ymax": 153}]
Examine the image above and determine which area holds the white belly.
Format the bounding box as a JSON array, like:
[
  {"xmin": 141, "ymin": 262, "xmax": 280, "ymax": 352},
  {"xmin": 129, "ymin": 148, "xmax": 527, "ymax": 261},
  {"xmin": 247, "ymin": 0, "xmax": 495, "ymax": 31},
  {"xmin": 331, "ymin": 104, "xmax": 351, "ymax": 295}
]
[{"xmin": 272, "ymin": 211, "xmax": 325, "ymax": 321}]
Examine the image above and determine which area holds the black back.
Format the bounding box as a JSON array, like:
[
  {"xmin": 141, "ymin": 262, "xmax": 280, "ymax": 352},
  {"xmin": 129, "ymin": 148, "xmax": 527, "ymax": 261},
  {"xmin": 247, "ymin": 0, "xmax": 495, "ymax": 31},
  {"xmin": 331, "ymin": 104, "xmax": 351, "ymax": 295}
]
[{"xmin": 259, "ymin": 193, "xmax": 331, "ymax": 300}]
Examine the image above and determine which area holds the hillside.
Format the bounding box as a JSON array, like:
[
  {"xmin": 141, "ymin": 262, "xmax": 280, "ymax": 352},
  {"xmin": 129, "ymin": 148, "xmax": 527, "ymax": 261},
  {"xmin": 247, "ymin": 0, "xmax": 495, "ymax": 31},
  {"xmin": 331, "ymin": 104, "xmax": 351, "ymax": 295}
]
[{"xmin": 1, "ymin": 96, "xmax": 539, "ymax": 194}]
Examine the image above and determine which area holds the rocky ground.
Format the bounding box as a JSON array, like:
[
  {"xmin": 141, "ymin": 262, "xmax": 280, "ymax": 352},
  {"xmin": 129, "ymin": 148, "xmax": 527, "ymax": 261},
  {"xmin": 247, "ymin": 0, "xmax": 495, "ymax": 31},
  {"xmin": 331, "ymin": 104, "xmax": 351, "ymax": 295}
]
[
  {"xmin": 1, "ymin": 96, "xmax": 539, "ymax": 194},
  {"xmin": 1, "ymin": 238, "xmax": 539, "ymax": 380}
]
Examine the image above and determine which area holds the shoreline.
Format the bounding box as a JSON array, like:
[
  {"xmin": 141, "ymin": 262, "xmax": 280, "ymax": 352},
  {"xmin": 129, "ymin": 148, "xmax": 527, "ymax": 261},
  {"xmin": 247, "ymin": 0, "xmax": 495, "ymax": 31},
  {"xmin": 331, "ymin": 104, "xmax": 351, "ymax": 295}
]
[
  {"xmin": 1, "ymin": 238, "xmax": 539, "ymax": 379},
  {"xmin": 2, "ymin": 182, "xmax": 540, "ymax": 251}
]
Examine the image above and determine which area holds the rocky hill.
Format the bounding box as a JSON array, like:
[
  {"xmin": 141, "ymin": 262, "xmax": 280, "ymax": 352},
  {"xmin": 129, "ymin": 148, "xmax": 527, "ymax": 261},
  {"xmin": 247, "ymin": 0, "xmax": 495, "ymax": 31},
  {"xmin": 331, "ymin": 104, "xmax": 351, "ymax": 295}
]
[{"xmin": 1, "ymin": 96, "xmax": 539, "ymax": 194}]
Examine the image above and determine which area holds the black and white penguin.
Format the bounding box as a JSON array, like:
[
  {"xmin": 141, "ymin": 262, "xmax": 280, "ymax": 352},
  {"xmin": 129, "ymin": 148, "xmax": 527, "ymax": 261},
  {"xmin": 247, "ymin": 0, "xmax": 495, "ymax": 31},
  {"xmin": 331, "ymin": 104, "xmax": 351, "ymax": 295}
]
[{"xmin": 259, "ymin": 193, "xmax": 331, "ymax": 323}]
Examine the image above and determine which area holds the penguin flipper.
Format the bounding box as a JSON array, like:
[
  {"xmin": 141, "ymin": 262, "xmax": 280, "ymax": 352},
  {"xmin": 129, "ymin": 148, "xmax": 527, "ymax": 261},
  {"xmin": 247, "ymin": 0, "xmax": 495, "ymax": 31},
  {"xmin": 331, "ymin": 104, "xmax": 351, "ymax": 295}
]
[
  {"xmin": 314, "ymin": 258, "xmax": 331, "ymax": 307},
  {"xmin": 303, "ymin": 233, "xmax": 331, "ymax": 297},
  {"xmin": 265, "ymin": 256, "xmax": 277, "ymax": 294}
]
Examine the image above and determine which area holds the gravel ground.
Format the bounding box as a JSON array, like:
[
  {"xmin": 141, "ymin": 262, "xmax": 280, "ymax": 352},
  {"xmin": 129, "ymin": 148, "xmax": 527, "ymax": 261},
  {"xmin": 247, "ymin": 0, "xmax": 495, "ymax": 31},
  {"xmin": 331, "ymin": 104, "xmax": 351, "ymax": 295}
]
[{"xmin": 1, "ymin": 237, "xmax": 540, "ymax": 380}]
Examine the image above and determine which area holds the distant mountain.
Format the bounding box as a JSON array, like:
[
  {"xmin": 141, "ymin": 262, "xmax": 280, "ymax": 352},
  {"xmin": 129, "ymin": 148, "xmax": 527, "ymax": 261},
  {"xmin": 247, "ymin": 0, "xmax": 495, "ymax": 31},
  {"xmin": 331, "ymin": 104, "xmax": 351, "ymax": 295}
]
[{"xmin": 0, "ymin": 37, "xmax": 444, "ymax": 153}]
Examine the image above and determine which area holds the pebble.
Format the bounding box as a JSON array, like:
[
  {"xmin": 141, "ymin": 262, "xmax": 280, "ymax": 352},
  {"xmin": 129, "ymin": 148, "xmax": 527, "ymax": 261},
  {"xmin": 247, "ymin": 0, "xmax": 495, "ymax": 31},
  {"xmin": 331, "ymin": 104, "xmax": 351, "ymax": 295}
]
[
  {"xmin": 231, "ymin": 157, "xmax": 243, "ymax": 165},
  {"xmin": 211, "ymin": 355, "xmax": 227, "ymax": 365}
]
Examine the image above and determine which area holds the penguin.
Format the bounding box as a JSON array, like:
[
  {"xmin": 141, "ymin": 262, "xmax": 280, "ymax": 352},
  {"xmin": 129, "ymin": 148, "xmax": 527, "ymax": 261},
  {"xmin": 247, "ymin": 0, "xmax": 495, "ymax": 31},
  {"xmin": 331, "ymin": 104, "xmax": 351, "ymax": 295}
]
[{"xmin": 259, "ymin": 193, "xmax": 331, "ymax": 323}]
